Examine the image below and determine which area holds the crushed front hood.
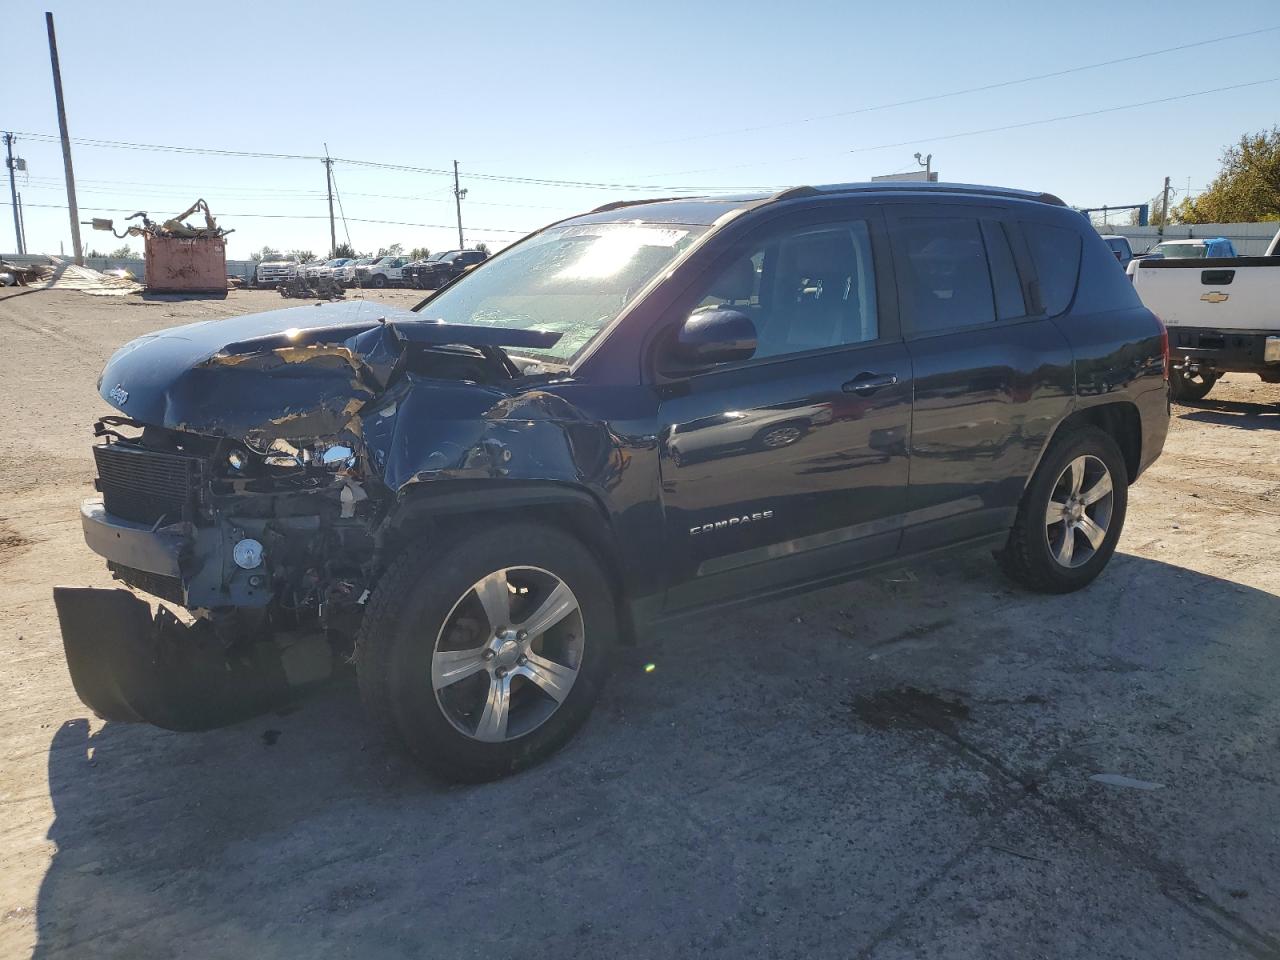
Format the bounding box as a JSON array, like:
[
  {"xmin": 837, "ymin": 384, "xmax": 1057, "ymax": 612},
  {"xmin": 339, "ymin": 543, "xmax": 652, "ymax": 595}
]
[{"xmin": 96, "ymin": 299, "xmax": 561, "ymax": 440}]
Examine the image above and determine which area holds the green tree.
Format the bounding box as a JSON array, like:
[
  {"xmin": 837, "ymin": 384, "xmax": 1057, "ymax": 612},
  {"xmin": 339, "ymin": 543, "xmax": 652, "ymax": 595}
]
[
  {"xmin": 109, "ymin": 245, "xmax": 136, "ymax": 258},
  {"xmin": 334, "ymin": 242, "xmax": 356, "ymax": 259},
  {"xmin": 474, "ymin": 242, "xmax": 491, "ymax": 255},
  {"xmin": 288, "ymin": 250, "xmax": 317, "ymax": 263},
  {"xmin": 251, "ymin": 246, "xmax": 282, "ymax": 262},
  {"xmin": 1175, "ymin": 126, "xmax": 1280, "ymax": 223},
  {"xmin": 376, "ymin": 243, "xmax": 404, "ymax": 257},
  {"xmin": 409, "ymin": 246, "xmax": 431, "ymax": 261}
]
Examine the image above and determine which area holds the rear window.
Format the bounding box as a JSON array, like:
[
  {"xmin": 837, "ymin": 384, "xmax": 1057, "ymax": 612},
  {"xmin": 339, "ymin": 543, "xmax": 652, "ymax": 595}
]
[
  {"xmin": 897, "ymin": 217, "xmax": 997, "ymax": 332},
  {"xmin": 1151, "ymin": 242, "xmax": 1207, "ymax": 259},
  {"xmin": 1022, "ymin": 222, "xmax": 1082, "ymax": 316}
]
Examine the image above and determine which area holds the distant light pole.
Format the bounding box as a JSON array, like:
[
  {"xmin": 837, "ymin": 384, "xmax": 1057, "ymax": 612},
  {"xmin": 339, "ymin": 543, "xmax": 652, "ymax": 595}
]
[{"xmin": 914, "ymin": 152, "xmax": 933, "ymax": 180}]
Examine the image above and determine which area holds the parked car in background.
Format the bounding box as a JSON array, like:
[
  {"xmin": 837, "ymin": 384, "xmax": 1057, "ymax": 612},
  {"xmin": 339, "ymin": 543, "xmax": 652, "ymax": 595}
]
[
  {"xmin": 355, "ymin": 255, "xmax": 410, "ymax": 288},
  {"xmin": 403, "ymin": 252, "xmax": 448, "ymax": 288},
  {"xmin": 337, "ymin": 257, "xmax": 376, "ymax": 287},
  {"xmin": 1147, "ymin": 237, "xmax": 1238, "ymax": 260},
  {"xmin": 1099, "ymin": 234, "xmax": 1133, "ymax": 270},
  {"xmin": 1131, "ymin": 225, "xmax": 1280, "ymax": 400},
  {"xmin": 61, "ymin": 181, "xmax": 1169, "ymax": 781},
  {"xmin": 406, "ymin": 249, "xmax": 488, "ymax": 289},
  {"xmin": 309, "ymin": 257, "xmax": 351, "ymax": 279},
  {"xmin": 254, "ymin": 256, "xmax": 300, "ymax": 288}
]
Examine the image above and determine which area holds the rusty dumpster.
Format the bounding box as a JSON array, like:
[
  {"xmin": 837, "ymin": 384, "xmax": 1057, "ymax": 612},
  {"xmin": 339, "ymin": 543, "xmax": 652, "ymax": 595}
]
[{"xmin": 144, "ymin": 235, "xmax": 227, "ymax": 293}]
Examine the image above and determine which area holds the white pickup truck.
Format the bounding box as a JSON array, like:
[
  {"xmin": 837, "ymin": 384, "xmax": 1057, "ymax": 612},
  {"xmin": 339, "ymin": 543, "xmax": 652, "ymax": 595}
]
[
  {"xmin": 353, "ymin": 255, "xmax": 410, "ymax": 288},
  {"xmin": 1131, "ymin": 226, "xmax": 1280, "ymax": 400},
  {"xmin": 254, "ymin": 256, "xmax": 300, "ymax": 288}
]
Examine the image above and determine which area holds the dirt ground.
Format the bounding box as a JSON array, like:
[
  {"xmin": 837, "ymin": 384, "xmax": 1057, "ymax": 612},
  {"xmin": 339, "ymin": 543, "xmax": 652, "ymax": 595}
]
[{"xmin": 1, "ymin": 286, "xmax": 1278, "ymax": 960}]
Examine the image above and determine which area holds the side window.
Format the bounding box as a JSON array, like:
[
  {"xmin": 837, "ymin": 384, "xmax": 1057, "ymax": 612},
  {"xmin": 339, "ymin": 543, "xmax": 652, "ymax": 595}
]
[
  {"xmin": 897, "ymin": 217, "xmax": 995, "ymax": 332},
  {"xmin": 1021, "ymin": 221, "xmax": 1082, "ymax": 316},
  {"xmin": 980, "ymin": 220, "xmax": 1026, "ymax": 320},
  {"xmin": 690, "ymin": 220, "xmax": 879, "ymax": 361}
]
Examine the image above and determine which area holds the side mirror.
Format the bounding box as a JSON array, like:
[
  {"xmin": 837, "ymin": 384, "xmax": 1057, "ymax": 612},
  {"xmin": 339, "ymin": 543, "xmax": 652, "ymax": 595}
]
[{"xmin": 672, "ymin": 308, "xmax": 757, "ymax": 367}]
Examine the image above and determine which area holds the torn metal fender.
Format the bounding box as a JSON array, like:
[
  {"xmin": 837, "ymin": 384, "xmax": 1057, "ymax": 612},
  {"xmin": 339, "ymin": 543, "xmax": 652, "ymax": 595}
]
[{"xmin": 53, "ymin": 587, "xmax": 332, "ymax": 732}]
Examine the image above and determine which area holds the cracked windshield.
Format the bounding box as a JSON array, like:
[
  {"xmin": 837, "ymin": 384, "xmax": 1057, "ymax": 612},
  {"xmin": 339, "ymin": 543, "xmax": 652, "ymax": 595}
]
[{"xmin": 413, "ymin": 222, "xmax": 707, "ymax": 361}]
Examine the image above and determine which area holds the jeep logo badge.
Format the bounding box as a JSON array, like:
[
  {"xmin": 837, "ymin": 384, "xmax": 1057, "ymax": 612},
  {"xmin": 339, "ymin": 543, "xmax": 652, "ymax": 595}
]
[
  {"xmin": 107, "ymin": 384, "xmax": 129, "ymax": 405},
  {"xmin": 1200, "ymin": 291, "xmax": 1229, "ymax": 304}
]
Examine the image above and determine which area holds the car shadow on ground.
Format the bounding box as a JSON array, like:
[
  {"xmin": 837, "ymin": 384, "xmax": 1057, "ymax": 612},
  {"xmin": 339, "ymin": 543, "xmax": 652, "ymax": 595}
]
[
  {"xmin": 30, "ymin": 553, "xmax": 1280, "ymax": 959},
  {"xmin": 1175, "ymin": 396, "xmax": 1280, "ymax": 430}
]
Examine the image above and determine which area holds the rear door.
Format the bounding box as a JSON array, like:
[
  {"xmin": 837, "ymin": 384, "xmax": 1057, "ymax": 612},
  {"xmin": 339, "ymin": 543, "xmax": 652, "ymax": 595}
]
[
  {"xmin": 885, "ymin": 204, "xmax": 1074, "ymax": 551},
  {"xmin": 654, "ymin": 204, "xmax": 913, "ymax": 612}
]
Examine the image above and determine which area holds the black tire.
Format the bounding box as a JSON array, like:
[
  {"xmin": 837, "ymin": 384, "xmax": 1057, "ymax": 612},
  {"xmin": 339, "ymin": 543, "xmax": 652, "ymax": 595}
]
[
  {"xmin": 357, "ymin": 523, "xmax": 616, "ymax": 781},
  {"xmin": 370, "ymin": 273, "xmax": 387, "ymax": 289},
  {"xmin": 1169, "ymin": 368, "xmax": 1216, "ymax": 402},
  {"xmin": 998, "ymin": 425, "xmax": 1128, "ymax": 594}
]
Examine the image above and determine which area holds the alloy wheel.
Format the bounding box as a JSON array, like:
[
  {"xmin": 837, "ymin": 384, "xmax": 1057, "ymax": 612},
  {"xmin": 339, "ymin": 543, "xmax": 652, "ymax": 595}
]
[
  {"xmin": 761, "ymin": 425, "xmax": 803, "ymax": 448},
  {"xmin": 1044, "ymin": 454, "xmax": 1114, "ymax": 569},
  {"xmin": 431, "ymin": 566, "xmax": 584, "ymax": 742}
]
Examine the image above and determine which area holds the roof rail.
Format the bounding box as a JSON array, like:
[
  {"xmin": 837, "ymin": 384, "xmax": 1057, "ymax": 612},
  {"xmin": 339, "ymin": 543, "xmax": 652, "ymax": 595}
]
[
  {"xmin": 588, "ymin": 196, "xmax": 698, "ymax": 214},
  {"xmin": 769, "ymin": 186, "xmax": 819, "ymax": 201},
  {"xmin": 800, "ymin": 181, "xmax": 1066, "ymax": 207}
]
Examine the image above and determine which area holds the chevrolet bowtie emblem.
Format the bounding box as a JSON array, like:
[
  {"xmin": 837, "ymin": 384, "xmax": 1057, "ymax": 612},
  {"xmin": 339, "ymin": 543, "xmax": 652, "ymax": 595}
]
[{"xmin": 1200, "ymin": 291, "xmax": 1229, "ymax": 303}]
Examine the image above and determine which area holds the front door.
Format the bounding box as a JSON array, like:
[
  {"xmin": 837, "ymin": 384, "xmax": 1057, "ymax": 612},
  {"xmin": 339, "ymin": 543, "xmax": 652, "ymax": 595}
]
[{"xmin": 654, "ymin": 207, "xmax": 913, "ymax": 613}]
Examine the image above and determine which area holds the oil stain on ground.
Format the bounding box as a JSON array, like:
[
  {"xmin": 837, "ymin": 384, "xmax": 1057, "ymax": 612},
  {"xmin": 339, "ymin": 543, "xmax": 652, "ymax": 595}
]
[{"xmin": 851, "ymin": 686, "xmax": 971, "ymax": 735}]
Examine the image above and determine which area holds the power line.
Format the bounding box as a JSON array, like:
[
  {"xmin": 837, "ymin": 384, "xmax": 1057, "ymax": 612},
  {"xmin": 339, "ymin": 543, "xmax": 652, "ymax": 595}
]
[
  {"xmin": 6, "ymin": 130, "xmax": 709, "ymax": 193},
  {"xmin": 2, "ymin": 200, "xmax": 533, "ymax": 234},
  {"xmin": 642, "ymin": 24, "xmax": 1280, "ymax": 147},
  {"xmin": 650, "ymin": 76, "xmax": 1280, "ymax": 178}
]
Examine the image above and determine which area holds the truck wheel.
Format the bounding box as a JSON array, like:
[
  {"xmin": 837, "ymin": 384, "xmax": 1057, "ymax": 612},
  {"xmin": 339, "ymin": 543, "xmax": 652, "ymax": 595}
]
[
  {"xmin": 357, "ymin": 524, "xmax": 616, "ymax": 781},
  {"xmin": 370, "ymin": 274, "xmax": 387, "ymax": 289},
  {"xmin": 1169, "ymin": 368, "xmax": 1216, "ymax": 402},
  {"xmin": 998, "ymin": 426, "xmax": 1128, "ymax": 594}
]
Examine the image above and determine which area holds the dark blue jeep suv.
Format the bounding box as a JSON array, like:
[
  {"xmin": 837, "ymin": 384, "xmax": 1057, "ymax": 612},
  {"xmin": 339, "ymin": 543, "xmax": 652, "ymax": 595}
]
[{"xmin": 57, "ymin": 182, "xmax": 1169, "ymax": 780}]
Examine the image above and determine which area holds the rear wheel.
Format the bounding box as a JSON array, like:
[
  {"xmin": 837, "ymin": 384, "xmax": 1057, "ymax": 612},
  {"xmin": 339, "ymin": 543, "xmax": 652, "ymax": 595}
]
[
  {"xmin": 1169, "ymin": 367, "xmax": 1216, "ymax": 402},
  {"xmin": 998, "ymin": 426, "xmax": 1128, "ymax": 593},
  {"xmin": 370, "ymin": 273, "xmax": 387, "ymax": 289},
  {"xmin": 357, "ymin": 524, "xmax": 616, "ymax": 781}
]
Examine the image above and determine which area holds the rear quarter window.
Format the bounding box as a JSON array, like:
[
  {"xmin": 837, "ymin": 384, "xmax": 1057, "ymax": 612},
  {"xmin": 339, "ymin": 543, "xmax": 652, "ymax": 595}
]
[{"xmin": 1021, "ymin": 221, "xmax": 1082, "ymax": 316}]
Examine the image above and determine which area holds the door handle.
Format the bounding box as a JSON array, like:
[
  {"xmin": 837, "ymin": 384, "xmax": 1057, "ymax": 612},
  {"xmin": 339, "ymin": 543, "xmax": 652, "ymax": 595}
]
[{"xmin": 842, "ymin": 372, "xmax": 899, "ymax": 395}]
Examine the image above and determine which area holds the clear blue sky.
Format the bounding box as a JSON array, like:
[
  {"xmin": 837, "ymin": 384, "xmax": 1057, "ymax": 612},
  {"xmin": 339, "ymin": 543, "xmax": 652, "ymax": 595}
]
[{"xmin": 4, "ymin": 0, "xmax": 1278, "ymax": 259}]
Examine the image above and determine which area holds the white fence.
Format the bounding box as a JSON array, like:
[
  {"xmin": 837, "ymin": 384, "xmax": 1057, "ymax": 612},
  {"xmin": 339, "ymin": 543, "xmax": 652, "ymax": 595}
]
[{"xmin": 1091, "ymin": 222, "xmax": 1280, "ymax": 256}]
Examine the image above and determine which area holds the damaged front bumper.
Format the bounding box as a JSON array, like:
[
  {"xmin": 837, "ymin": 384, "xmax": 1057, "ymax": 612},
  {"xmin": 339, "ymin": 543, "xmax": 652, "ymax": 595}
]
[{"xmin": 53, "ymin": 586, "xmax": 333, "ymax": 731}]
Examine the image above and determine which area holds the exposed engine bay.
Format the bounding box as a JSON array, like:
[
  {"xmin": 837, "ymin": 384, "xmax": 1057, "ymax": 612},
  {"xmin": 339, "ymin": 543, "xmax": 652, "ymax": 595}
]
[{"xmin": 56, "ymin": 299, "xmax": 565, "ymax": 730}]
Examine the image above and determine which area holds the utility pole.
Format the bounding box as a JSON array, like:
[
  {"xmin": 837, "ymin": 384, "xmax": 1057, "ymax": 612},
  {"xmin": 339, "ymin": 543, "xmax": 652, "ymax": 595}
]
[
  {"xmin": 1158, "ymin": 176, "xmax": 1171, "ymax": 238},
  {"xmin": 16, "ymin": 192, "xmax": 26, "ymax": 254},
  {"xmin": 4, "ymin": 132, "xmax": 24, "ymax": 254},
  {"xmin": 323, "ymin": 143, "xmax": 336, "ymax": 257},
  {"xmin": 46, "ymin": 12, "xmax": 83, "ymax": 265},
  {"xmin": 453, "ymin": 160, "xmax": 467, "ymax": 250}
]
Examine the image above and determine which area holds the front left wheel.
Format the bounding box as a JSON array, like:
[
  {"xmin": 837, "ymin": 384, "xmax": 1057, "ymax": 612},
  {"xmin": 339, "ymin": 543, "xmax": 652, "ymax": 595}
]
[{"xmin": 357, "ymin": 524, "xmax": 616, "ymax": 781}]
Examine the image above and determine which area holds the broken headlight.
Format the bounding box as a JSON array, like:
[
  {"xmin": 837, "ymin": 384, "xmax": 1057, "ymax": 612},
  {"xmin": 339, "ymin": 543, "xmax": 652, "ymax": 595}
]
[{"xmin": 229, "ymin": 438, "xmax": 358, "ymax": 474}]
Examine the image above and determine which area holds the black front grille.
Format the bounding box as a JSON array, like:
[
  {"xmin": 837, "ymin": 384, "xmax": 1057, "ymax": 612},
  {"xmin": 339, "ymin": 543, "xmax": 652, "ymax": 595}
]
[
  {"xmin": 107, "ymin": 561, "xmax": 185, "ymax": 605},
  {"xmin": 94, "ymin": 442, "xmax": 203, "ymax": 525}
]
